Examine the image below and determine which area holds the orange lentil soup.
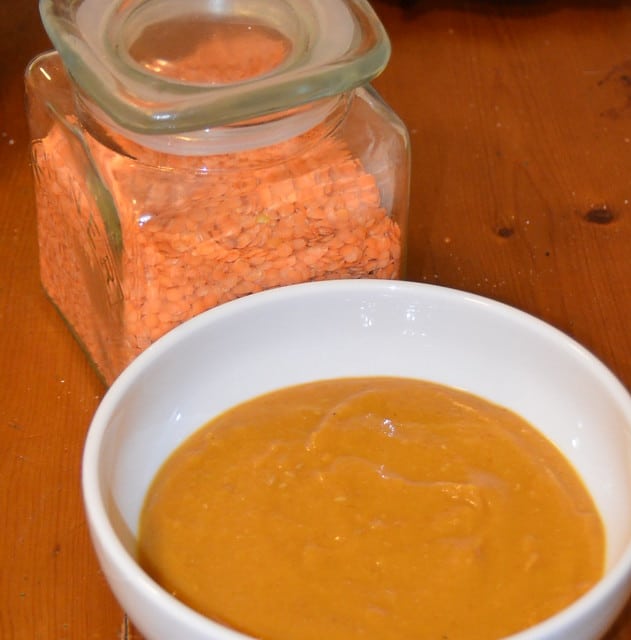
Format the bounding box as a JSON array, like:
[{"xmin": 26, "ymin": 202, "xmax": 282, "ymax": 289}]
[{"xmin": 137, "ymin": 377, "xmax": 604, "ymax": 640}]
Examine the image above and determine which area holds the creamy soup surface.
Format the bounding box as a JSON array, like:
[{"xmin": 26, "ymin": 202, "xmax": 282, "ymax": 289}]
[{"xmin": 138, "ymin": 377, "xmax": 604, "ymax": 640}]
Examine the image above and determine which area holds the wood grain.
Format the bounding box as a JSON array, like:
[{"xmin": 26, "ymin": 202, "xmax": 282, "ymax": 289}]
[{"xmin": 3, "ymin": 1, "xmax": 631, "ymax": 638}]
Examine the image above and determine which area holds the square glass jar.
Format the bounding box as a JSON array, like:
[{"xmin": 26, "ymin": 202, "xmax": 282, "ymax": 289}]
[{"xmin": 26, "ymin": 0, "xmax": 410, "ymax": 384}]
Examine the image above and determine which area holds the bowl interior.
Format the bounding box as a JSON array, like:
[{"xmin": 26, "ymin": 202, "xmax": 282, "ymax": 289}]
[{"xmin": 85, "ymin": 279, "xmax": 631, "ymax": 635}]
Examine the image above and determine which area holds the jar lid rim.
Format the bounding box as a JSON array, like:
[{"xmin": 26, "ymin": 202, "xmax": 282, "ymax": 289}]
[{"xmin": 39, "ymin": 0, "xmax": 390, "ymax": 134}]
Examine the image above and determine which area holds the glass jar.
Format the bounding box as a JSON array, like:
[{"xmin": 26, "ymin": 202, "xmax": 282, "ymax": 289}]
[{"xmin": 26, "ymin": 0, "xmax": 410, "ymax": 385}]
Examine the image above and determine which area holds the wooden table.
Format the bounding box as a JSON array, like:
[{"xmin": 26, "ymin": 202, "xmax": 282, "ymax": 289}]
[{"xmin": 3, "ymin": 1, "xmax": 631, "ymax": 637}]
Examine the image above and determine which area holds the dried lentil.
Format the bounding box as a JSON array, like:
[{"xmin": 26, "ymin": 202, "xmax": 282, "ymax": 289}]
[{"xmin": 33, "ymin": 109, "xmax": 402, "ymax": 384}]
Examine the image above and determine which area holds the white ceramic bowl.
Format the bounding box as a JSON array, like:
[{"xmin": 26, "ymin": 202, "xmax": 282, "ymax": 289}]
[{"xmin": 83, "ymin": 279, "xmax": 631, "ymax": 640}]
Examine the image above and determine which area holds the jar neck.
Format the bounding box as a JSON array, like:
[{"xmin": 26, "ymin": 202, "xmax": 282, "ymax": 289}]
[{"xmin": 74, "ymin": 88, "xmax": 352, "ymax": 158}]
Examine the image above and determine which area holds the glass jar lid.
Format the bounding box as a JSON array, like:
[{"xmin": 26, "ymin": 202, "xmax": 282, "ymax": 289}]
[{"xmin": 39, "ymin": 0, "xmax": 391, "ymax": 134}]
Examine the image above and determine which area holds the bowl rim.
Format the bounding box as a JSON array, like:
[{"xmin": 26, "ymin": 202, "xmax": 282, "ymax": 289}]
[{"xmin": 82, "ymin": 279, "xmax": 631, "ymax": 640}]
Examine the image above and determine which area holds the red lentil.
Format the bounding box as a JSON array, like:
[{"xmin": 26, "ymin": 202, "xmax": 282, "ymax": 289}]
[{"xmin": 33, "ymin": 112, "xmax": 402, "ymax": 384}]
